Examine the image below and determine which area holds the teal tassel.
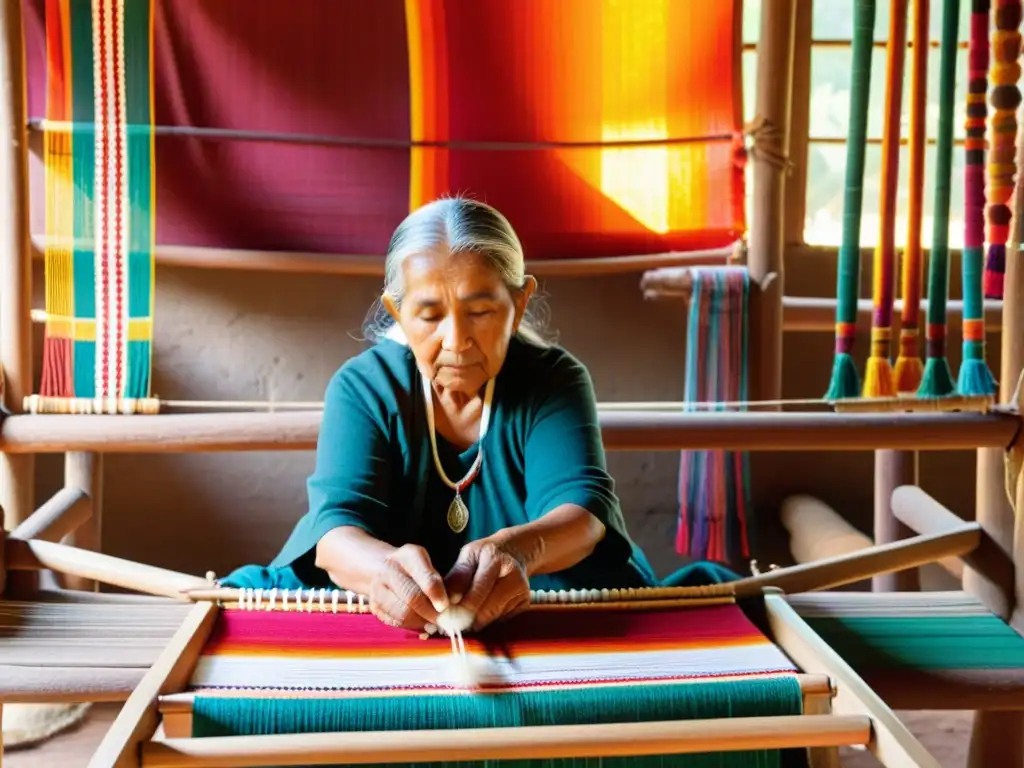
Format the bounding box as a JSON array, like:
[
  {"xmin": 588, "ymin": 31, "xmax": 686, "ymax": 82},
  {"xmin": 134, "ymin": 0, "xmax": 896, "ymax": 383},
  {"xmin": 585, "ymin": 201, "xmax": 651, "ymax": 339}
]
[
  {"xmin": 824, "ymin": 353, "xmax": 861, "ymax": 400},
  {"xmin": 192, "ymin": 678, "xmax": 805, "ymax": 767},
  {"xmin": 957, "ymin": 358, "xmax": 997, "ymax": 396},
  {"xmin": 917, "ymin": 357, "xmax": 957, "ymax": 397}
]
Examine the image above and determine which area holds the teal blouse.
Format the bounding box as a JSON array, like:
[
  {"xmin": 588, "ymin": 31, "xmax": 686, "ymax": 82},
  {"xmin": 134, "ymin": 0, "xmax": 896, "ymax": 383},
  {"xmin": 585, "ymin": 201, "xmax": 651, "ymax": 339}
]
[{"xmin": 220, "ymin": 336, "xmax": 738, "ymax": 593}]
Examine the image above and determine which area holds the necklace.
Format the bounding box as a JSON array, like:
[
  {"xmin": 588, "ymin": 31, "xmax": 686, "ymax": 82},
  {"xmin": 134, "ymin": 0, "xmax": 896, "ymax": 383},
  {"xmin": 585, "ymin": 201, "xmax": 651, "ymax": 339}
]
[{"xmin": 420, "ymin": 373, "xmax": 495, "ymax": 534}]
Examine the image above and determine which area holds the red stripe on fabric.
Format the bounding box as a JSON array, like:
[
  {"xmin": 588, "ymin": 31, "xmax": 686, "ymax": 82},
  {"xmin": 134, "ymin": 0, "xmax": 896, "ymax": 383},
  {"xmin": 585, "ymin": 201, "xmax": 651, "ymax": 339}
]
[
  {"xmin": 96, "ymin": 0, "xmax": 111, "ymax": 396},
  {"xmin": 202, "ymin": 604, "xmax": 770, "ymax": 658},
  {"xmin": 111, "ymin": 0, "xmax": 126, "ymax": 395}
]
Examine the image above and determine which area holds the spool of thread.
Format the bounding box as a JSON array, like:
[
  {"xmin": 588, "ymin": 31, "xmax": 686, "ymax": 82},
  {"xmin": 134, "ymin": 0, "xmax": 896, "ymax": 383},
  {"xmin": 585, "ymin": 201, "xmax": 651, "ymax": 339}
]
[{"xmin": 780, "ymin": 494, "xmax": 872, "ymax": 563}]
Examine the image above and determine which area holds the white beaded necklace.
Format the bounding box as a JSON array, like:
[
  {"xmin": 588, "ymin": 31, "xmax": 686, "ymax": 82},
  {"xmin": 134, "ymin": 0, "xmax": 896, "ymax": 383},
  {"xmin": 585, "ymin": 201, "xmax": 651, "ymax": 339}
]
[{"xmin": 420, "ymin": 372, "xmax": 495, "ymax": 533}]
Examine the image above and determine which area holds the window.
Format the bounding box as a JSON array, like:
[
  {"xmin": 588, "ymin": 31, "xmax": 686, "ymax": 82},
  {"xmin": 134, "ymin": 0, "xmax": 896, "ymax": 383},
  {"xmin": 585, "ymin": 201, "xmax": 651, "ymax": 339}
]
[{"xmin": 743, "ymin": 0, "xmax": 970, "ymax": 248}]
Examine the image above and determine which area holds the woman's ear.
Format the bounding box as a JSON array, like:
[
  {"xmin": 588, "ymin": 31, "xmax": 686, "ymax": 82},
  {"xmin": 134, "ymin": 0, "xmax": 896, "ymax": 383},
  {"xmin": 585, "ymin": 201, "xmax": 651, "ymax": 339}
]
[
  {"xmin": 514, "ymin": 276, "xmax": 538, "ymax": 323},
  {"xmin": 381, "ymin": 292, "xmax": 400, "ymax": 322}
]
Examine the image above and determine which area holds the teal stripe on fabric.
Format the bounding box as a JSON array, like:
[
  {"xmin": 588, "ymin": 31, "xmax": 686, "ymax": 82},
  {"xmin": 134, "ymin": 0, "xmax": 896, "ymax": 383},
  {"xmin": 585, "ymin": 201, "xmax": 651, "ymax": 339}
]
[
  {"xmin": 123, "ymin": 1, "xmax": 154, "ymax": 398},
  {"xmin": 73, "ymin": 340, "xmax": 96, "ymax": 397},
  {"xmin": 126, "ymin": 341, "xmax": 151, "ymax": 399},
  {"xmin": 803, "ymin": 615, "xmax": 1024, "ymax": 670},
  {"xmin": 192, "ymin": 678, "xmax": 804, "ymax": 768},
  {"xmin": 123, "ymin": 0, "xmax": 151, "ymax": 126},
  {"xmin": 70, "ymin": 0, "xmax": 96, "ymax": 398}
]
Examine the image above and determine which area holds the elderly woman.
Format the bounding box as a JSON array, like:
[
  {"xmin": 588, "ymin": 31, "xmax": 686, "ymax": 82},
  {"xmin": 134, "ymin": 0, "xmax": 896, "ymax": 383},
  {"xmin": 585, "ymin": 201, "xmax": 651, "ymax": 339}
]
[{"xmin": 221, "ymin": 197, "xmax": 737, "ymax": 632}]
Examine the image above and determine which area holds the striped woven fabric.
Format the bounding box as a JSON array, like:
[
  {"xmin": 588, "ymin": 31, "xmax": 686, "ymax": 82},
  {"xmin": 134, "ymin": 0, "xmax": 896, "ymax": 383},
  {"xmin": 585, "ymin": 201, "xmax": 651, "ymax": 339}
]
[
  {"xmin": 188, "ymin": 603, "xmax": 798, "ymax": 694},
  {"xmin": 36, "ymin": 0, "xmax": 155, "ymax": 407},
  {"xmin": 25, "ymin": 1, "xmax": 743, "ymax": 262}
]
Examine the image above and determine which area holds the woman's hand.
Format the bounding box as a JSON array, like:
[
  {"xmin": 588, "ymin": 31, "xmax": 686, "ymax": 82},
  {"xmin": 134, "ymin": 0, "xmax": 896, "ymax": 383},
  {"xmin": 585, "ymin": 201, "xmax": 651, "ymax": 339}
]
[
  {"xmin": 444, "ymin": 540, "xmax": 530, "ymax": 631},
  {"xmin": 368, "ymin": 544, "xmax": 450, "ymax": 631}
]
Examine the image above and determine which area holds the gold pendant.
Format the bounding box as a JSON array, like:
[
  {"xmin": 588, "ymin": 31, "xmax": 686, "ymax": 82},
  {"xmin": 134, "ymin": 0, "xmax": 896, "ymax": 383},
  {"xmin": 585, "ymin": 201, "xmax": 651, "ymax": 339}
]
[{"xmin": 447, "ymin": 494, "xmax": 469, "ymax": 533}]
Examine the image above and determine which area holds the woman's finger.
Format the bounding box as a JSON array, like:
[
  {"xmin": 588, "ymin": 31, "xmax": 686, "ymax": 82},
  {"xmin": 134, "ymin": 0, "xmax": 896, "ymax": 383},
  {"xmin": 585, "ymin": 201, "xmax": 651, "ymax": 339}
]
[
  {"xmin": 472, "ymin": 574, "xmax": 527, "ymax": 631},
  {"xmin": 394, "ymin": 546, "xmax": 450, "ymax": 615},
  {"xmin": 443, "ymin": 546, "xmax": 479, "ymax": 604},
  {"xmin": 385, "ymin": 566, "xmax": 444, "ymax": 624},
  {"xmin": 457, "ymin": 546, "xmax": 503, "ymax": 615},
  {"xmin": 370, "ymin": 582, "xmax": 424, "ymax": 631}
]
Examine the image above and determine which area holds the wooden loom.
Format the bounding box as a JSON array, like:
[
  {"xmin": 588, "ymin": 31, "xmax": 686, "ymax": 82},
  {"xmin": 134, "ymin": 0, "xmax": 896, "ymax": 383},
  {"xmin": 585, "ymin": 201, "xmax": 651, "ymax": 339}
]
[
  {"xmin": 0, "ymin": 0, "xmax": 1022, "ymax": 766},
  {"xmin": 0, "ymin": 485, "xmax": 997, "ymax": 768}
]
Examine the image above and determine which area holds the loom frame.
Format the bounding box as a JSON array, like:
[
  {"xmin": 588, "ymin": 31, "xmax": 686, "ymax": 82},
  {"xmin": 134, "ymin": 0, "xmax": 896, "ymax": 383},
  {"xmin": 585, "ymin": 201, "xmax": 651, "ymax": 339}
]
[
  {"xmin": 0, "ymin": 493, "xmax": 996, "ymax": 767},
  {"xmin": 91, "ymin": 596, "xmax": 942, "ymax": 767},
  {"xmin": 0, "ymin": 0, "xmax": 1022, "ymax": 765}
]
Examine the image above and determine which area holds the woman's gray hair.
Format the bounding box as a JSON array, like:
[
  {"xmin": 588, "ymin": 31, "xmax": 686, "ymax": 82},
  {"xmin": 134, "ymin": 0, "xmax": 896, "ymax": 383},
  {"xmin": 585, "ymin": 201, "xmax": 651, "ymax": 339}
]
[{"xmin": 362, "ymin": 196, "xmax": 551, "ymax": 346}]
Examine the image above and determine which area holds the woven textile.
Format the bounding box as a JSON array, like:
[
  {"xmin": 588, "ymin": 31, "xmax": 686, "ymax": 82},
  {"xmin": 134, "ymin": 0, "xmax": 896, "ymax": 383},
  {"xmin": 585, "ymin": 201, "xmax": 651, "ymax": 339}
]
[
  {"xmin": 188, "ymin": 603, "xmax": 806, "ymax": 768},
  {"xmin": 189, "ymin": 603, "xmax": 798, "ymax": 693},
  {"xmin": 36, "ymin": 0, "xmax": 155, "ymax": 404},
  {"xmin": 24, "ymin": 0, "xmax": 744, "ymax": 262}
]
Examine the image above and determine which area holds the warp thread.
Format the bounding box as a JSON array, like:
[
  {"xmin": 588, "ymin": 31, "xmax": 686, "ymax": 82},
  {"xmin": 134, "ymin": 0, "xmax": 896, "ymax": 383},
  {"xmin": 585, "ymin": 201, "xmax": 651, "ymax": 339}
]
[
  {"xmin": 960, "ymin": 0, "xmax": 998, "ymax": 395},
  {"xmin": 919, "ymin": 0, "xmax": 962, "ymax": 396},
  {"xmin": 984, "ymin": 0, "xmax": 1023, "ymax": 299},
  {"xmin": 894, "ymin": 0, "xmax": 931, "ymax": 394},
  {"xmin": 676, "ymin": 268, "xmax": 751, "ymax": 565},
  {"xmin": 862, "ymin": 0, "xmax": 909, "ymax": 399},
  {"xmin": 825, "ymin": 0, "xmax": 876, "ymax": 400}
]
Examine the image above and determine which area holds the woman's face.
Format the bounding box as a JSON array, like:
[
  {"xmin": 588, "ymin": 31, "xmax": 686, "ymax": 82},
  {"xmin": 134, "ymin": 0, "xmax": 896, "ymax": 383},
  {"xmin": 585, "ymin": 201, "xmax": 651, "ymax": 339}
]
[{"xmin": 386, "ymin": 250, "xmax": 535, "ymax": 394}]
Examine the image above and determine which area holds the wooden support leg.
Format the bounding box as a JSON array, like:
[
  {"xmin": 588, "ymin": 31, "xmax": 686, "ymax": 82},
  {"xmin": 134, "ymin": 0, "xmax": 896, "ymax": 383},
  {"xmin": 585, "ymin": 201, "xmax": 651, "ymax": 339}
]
[
  {"xmin": 62, "ymin": 452, "xmax": 104, "ymax": 592},
  {"xmin": 873, "ymin": 450, "xmax": 920, "ymax": 591},
  {"xmin": 967, "ymin": 711, "xmax": 1024, "ymax": 768}
]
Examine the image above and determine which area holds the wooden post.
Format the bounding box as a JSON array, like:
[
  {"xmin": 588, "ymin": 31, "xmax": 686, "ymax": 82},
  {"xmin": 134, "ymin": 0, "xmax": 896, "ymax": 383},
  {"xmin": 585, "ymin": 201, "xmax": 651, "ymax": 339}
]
[
  {"xmin": 872, "ymin": 450, "xmax": 921, "ymax": 591},
  {"xmin": 963, "ymin": 104, "xmax": 1024, "ymax": 768},
  {"xmin": 0, "ymin": 0, "xmax": 34, "ymax": 534},
  {"xmin": 62, "ymin": 452, "xmax": 103, "ymax": 592},
  {"xmin": 747, "ymin": 0, "xmax": 797, "ymax": 406}
]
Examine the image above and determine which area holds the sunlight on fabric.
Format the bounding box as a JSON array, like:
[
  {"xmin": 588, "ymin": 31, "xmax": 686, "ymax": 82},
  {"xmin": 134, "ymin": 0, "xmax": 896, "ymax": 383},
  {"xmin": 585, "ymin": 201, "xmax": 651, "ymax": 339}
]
[{"xmin": 600, "ymin": 0, "xmax": 671, "ymax": 234}]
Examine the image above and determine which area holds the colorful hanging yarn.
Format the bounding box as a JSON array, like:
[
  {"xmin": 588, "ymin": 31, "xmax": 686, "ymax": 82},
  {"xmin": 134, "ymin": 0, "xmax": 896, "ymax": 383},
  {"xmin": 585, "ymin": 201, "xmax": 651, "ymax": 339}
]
[
  {"xmin": 919, "ymin": 0, "xmax": 962, "ymax": 396},
  {"xmin": 676, "ymin": 268, "xmax": 751, "ymax": 566},
  {"xmin": 825, "ymin": 0, "xmax": 877, "ymax": 400},
  {"xmin": 983, "ymin": 0, "xmax": 1023, "ymax": 300},
  {"xmin": 894, "ymin": 0, "xmax": 931, "ymax": 394},
  {"xmin": 862, "ymin": 0, "xmax": 908, "ymax": 399},
  {"xmin": 960, "ymin": 0, "xmax": 999, "ymax": 395},
  {"xmin": 38, "ymin": 0, "xmax": 157, "ymax": 409}
]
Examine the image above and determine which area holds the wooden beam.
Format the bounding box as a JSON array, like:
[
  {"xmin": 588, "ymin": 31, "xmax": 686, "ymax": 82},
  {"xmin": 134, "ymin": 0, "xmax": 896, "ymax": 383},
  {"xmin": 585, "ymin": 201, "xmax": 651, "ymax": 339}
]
[
  {"xmin": 62, "ymin": 451, "xmax": 104, "ymax": 591},
  {"xmin": 766, "ymin": 593, "xmax": 942, "ymax": 767},
  {"xmin": 140, "ymin": 716, "xmax": 871, "ymax": 767},
  {"xmin": 0, "ymin": 0, "xmax": 34, "ymax": 534},
  {"xmin": 747, "ymin": 0, "xmax": 796, "ymax": 405},
  {"xmin": 0, "ymin": 410, "xmax": 1019, "ymax": 454},
  {"xmin": 8, "ymin": 486, "xmax": 91, "ymax": 543},
  {"xmin": 5, "ymin": 539, "xmax": 211, "ymax": 599}
]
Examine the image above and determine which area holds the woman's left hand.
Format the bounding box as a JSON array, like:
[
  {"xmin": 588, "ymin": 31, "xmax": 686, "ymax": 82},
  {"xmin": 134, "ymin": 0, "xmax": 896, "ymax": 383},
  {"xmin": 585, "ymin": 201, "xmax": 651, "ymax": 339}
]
[{"xmin": 444, "ymin": 539, "xmax": 530, "ymax": 631}]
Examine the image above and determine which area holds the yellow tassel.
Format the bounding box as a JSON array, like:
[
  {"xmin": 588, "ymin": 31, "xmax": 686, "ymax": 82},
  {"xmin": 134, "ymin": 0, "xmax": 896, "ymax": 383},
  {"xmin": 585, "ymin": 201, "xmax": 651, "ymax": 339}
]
[
  {"xmin": 862, "ymin": 355, "xmax": 897, "ymax": 398},
  {"xmin": 892, "ymin": 354, "xmax": 924, "ymax": 395}
]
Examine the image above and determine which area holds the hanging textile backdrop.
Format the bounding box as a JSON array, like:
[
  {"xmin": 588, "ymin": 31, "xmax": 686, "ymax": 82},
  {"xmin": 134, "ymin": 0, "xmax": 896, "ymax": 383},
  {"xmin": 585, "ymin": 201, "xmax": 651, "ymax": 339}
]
[{"xmin": 23, "ymin": 0, "xmax": 745, "ymax": 264}]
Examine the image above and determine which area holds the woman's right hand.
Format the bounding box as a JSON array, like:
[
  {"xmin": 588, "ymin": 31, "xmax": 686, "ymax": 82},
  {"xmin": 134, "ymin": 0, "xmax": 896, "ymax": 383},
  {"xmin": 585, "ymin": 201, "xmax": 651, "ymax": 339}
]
[{"xmin": 368, "ymin": 544, "xmax": 450, "ymax": 631}]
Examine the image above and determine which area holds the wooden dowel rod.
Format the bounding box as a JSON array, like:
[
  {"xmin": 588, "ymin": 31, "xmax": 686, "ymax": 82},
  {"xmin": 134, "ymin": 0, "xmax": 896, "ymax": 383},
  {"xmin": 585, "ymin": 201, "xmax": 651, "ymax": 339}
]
[
  {"xmin": 195, "ymin": 525, "xmax": 979, "ymax": 609},
  {"xmin": 30, "ymin": 295, "xmax": 1007, "ymax": 333},
  {"xmin": 4, "ymin": 538, "xmax": 211, "ymax": 599},
  {"xmin": 29, "ymin": 235, "xmax": 737, "ymax": 279},
  {"xmin": 0, "ymin": 411, "xmax": 1019, "ymax": 454},
  {"xmin": 140, "ymin": 715, "xmax": 871, "ymax": 767},
  {"xmin": 155, "ymin": 673, "xmax": 835, "ymax": 715},
  {"xmin": 640, "ymin": 285, "xmax": 1005, "ymax": 333},
  {"xmin": 892, "ymin": 485, "xmax": 1015, "ymax": 600},
  {"xmin": 730, "ymin": 525, "xmax": 982, "ymax": 596},
  {"xmin": 8, "ymin": 486, "xmax": 91, "ymax": 543},
  {"xmin": 20, "ymin": 393, "xmax": 1001, "ymax": 415}
]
